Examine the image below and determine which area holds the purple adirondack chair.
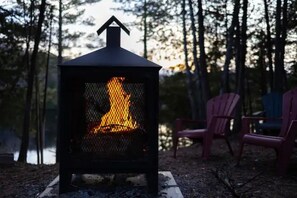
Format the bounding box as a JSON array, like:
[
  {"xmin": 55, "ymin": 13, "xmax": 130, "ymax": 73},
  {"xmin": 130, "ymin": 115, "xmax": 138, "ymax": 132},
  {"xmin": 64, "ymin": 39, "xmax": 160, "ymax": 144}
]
[
  {"xmin": 237, "ymin": 87, "xmax": 297, "ymax": 175},
  {"xmin": 172, "ymin": 93, "xmax": 240, "ymax": 159}
]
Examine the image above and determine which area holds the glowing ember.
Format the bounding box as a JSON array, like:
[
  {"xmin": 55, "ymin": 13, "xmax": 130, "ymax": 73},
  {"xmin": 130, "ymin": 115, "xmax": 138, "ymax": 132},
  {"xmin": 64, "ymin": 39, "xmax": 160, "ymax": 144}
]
[{"xmin": 91, "ymin": 77, "xmax": 139, "ymax": 133}]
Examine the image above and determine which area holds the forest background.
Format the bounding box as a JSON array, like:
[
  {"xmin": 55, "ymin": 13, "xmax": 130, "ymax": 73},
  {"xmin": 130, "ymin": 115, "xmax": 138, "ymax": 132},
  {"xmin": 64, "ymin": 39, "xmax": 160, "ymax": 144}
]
[{"xmin": 0, "ymin": 0, "xmax": 296, "ymax": 164}]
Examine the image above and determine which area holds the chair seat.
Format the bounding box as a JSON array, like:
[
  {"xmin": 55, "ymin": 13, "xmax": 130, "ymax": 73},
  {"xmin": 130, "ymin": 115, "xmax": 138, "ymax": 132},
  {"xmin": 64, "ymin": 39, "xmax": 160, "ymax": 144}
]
[
  {"xmin": 177, "ymin": 129, "xmax": 207, "ymax": 138},
  {"xmin": 242, "ymin": 133, "xmax": 285, "ymax": 148},
  {"xmin": 257, "ymin": 122, "xmax": 282, "ymax": 130}
]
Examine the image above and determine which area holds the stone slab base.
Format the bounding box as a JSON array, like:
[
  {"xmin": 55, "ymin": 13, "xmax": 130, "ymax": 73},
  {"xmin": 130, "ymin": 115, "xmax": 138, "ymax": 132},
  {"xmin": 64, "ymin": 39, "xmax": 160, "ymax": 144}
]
[{"xmin": 38, "ymin": 171, "xmax": 183, "ymax": 198}]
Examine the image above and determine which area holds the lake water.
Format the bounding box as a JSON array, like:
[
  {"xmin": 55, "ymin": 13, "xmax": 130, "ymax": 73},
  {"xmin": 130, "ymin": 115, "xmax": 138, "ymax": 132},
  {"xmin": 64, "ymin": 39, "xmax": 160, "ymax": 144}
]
[{"xmin": 14, "ymin": 147, "xmax": 56, "ymax": 164}]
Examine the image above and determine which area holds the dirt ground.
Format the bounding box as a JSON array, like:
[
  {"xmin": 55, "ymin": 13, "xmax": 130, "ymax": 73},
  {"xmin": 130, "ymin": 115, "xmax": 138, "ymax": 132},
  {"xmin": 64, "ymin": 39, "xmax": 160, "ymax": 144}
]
[
  {"xmin": 159, "ymin": 136, "xmax": 297, "ymax": 197},
  {"xmin": 1, "ymin": 136, "xmax": 297, "ymax": 197}
]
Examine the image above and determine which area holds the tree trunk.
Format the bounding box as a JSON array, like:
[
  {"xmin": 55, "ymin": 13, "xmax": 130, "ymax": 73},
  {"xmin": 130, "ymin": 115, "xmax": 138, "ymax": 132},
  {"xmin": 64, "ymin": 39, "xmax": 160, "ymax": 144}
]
[
  {"xmin": 143, "ymin": 0, "xmax": 148, "ymax": 59},
  {"xmin": 17, "ymin": 0, "xmax": 33, "ymax": 162},
  {"xmin": 238, "ymin": 0, "xmax": 248, "ymax": 112},
  {"xmin": 40, "ymin": 6, "xmax": 54, "ymax": 165},
  {"xmin": 18, "ymin": 0, "xmax": 47, "ymax": 162},
  {"xmin": 263, "ymin": 0, "xmax": 274, "ymax": 91},
  {"xmin": 222, "ymin": 0, "xmax": 240, "ymax": 93},
  {"xmin": 56, "ymin": 0, "xmax": 63, "ymax": 163},
  {"xmin": 58, "ymin": 0, "xmax": 63, "ymax": 64},
  {"xmin": 235, "ymin": 21, "xmax": 241, "ymax": 93},
  {"xmin": 280, "ymin": 0, "xmax": 288, "ymax": 89},
  {"xmin": 182, "ymin": 0, "xmax": 198, "ymax": 119},
  {"xmin": 234, "ymin": 0, "xmax": 248, "ymax": 133},
  {"xmin": 274, "ymin": 0, "xmax": 283, "ymax": 92},
  {"xmin": 35, "ymin": 74, "xmax": 41, "ymax": 164},
  {"xmin": 22, "ymin": 0, "xmax": 34, "ymax": 71},
  {"xmin": 259, "ymin": 39, "xmax": 267, "ymax": 96},
  {"xmin": 188, "ymin": 0, "xmax": 204, "ymax": 119},
  {"xmin": 197, "ymin": 0, "xmax": 210, "ymax": 101}
]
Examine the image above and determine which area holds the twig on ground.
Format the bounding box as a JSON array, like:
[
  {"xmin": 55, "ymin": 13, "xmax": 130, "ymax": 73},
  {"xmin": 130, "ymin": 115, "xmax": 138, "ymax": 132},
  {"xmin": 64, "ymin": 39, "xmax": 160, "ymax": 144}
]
[
  {"xmin": 237, "ymin": 170, "xmax": 265, "ymax": 188},
  {"xmin": 211, "ymin": 169, "xmax": 240, "ymax": 198},
  {"xmin": 240, "ymin": 177, "xmax": 275, "ymax": 195}
]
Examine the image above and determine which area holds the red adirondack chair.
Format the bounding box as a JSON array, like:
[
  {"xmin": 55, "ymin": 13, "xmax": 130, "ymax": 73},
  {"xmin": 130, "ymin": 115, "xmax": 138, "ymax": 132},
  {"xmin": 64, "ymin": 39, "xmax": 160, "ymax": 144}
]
[
  {"xmin": 172, "ymin": 93, "xmax": 240, "ymax": 159},
  {"xmin": 237, "ymin": 87, "xmax": 297, "ymax": 175}
]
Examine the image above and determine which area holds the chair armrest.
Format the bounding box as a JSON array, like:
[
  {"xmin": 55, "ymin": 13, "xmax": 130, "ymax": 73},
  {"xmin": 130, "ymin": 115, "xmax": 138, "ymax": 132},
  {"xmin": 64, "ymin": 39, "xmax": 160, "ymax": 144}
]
[
  {"xmin": 213, "ymin": 115, "xmax": 234, "ymax": 120},
  {"xmin": 252, "ymin": 111, "xmax": 265, "ymax": 117},
  {"xmin": 240, "ymin": 116, "xmax": 282, "ymax": 138},
  {"xmin": 241, "ymin": 117, "xmax": 265, "ymax": 137},
  {"xmin": 176, "ymin": 118, "xmax": 206, "ymax": 123},
  {"xmin": 243, "ymin": 116, "xmax": 282, "ymax": 121}
]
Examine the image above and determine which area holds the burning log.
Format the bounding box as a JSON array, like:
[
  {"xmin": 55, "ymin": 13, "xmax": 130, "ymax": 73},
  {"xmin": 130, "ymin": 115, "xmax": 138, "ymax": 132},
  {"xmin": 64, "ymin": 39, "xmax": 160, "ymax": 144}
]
[{"xmin": 81, "ymin": 128, "xmax": 147, "ymax": 158}]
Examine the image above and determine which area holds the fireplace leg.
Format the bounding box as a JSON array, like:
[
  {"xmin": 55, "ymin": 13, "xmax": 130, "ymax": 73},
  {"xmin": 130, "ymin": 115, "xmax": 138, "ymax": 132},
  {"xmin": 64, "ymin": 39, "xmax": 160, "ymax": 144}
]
[
  {"xmin": 59, "ymin": 171, "xmax": 73, "ymax": 194},
  {"xmin": 146, "ymin": 172, "xmax": 158, "ymax": 195}
]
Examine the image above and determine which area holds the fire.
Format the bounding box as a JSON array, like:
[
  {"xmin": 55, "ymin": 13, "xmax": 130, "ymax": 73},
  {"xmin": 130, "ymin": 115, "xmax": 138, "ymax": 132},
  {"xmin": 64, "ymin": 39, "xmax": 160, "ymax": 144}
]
[{"xmin": 91, "ymin": 77, "xmax": 139, "ymax": 133}]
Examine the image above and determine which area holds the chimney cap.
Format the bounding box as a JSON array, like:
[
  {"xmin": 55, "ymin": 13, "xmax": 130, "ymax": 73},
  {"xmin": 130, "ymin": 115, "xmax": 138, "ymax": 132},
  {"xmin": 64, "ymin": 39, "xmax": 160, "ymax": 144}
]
[{"xmin": 97, "ymin": 15, "xmax": 130, "ymax": 36}]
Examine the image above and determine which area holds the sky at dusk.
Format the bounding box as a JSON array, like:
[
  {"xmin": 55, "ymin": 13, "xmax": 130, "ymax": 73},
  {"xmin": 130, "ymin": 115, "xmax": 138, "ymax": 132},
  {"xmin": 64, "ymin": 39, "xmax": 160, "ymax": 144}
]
[
  {"xmin": 64, "ymin": 0, "xmax": 180, "ymax": 68},
  {"xmin": 77, "ymin": 0, "xmax": 143, "ymax": 55},
  {"xmin": 0, "ymin": 0, "xmax": 183, "ymax": 68}
]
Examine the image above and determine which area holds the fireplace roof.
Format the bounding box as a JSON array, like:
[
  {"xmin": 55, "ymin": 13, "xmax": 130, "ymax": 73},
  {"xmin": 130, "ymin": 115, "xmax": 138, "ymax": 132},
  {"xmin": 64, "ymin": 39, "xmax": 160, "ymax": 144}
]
[
  {"xmin": 60, "ymin": 47, "xmax": 161, "ymax": 68},
  {"xmin": 60, "ymin": 16, "xmax": 161, "ymax": 69}
]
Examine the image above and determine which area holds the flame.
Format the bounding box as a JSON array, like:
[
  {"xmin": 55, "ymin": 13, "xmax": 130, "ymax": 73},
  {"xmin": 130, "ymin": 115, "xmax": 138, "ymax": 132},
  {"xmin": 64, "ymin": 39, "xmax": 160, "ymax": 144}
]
[{"xmin": 91, "ymin": 77, "xmax": 139, "ymax": 133}]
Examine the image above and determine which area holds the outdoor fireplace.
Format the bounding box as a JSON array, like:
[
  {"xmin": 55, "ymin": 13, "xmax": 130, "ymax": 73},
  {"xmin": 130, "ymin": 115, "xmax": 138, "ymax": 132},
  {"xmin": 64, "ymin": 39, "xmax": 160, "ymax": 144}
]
[{"xmin": 58, "ymin": 16, "xmax": 161, "ymax": 194}]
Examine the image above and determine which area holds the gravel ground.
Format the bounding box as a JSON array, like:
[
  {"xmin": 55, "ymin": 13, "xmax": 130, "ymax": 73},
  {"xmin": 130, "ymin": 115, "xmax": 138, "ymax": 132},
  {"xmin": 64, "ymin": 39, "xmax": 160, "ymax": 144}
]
[
  {"xmin": 1, "ymin": 136, "xmax": 297, "ymax": 197},
  {"xmin": 0, "ymin": 163, "xmax": 58, "ymax": 198}
]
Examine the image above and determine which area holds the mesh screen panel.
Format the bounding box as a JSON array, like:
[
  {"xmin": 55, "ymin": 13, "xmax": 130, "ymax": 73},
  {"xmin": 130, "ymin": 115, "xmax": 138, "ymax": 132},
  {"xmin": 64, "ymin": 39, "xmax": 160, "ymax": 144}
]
[{"xmin": 81, "ymin": 78, "xmax": 146, "ymax": 157}]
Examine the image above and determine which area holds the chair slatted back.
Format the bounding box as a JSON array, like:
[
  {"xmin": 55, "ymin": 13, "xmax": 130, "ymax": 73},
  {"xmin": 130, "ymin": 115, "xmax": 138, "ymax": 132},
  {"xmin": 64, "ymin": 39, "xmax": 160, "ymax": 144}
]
[
  {"xmin": 206, "ymin": 93, "xmax": 240, "ymax": 135},
  {"xmin": 262, "ymin": 92, "xmax": 283, "ymax": 118},
  {"xmin": 280, "ymin": 87, "xmax": 297, "ymax": 137}
]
